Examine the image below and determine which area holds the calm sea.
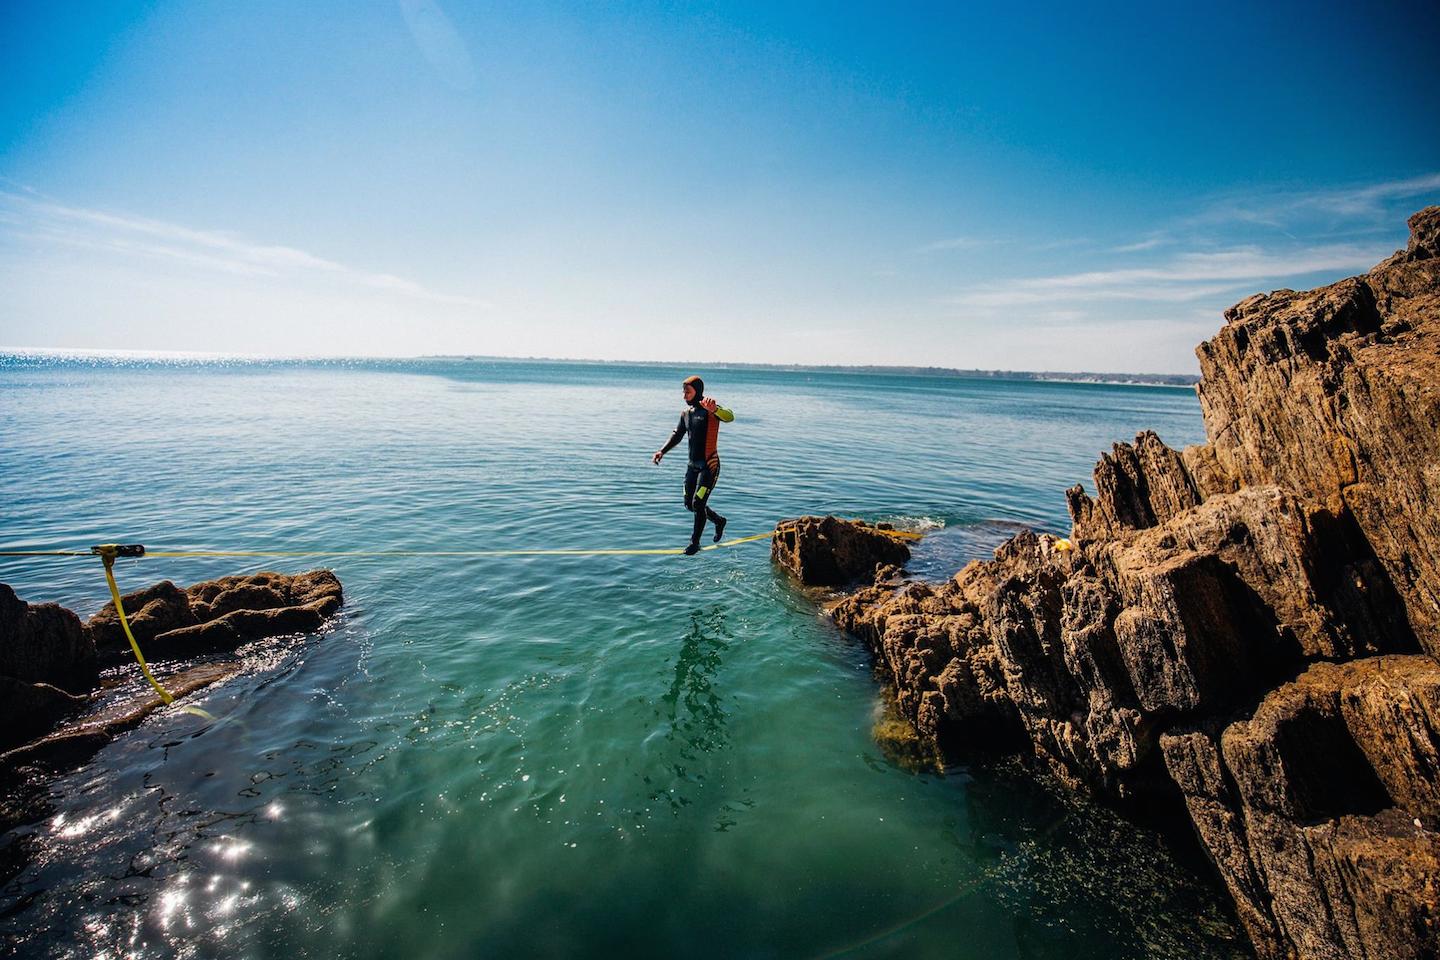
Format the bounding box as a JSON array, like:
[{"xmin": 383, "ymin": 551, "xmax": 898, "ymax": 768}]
[{"xmin": 0, "ymin": 355, "xmax": 1247, "ymax": 958}]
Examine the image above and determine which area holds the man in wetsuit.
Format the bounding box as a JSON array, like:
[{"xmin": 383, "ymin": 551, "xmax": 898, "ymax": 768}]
[{"xmin": 652, "ymin": 375, "xmax": 734, "ymax": 555}]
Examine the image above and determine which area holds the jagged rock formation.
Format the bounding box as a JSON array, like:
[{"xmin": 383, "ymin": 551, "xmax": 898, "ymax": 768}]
[
  {"xmin": 819, "ymin": 208, "xmax": 1440, "ymax": 960},
  {"xmin": 1163, "ymin": 657, "xmax": 1440, "ymax": 959},
  {"xmin": 771, "ymin": 516, "xmax": 912, "ymax": 586},
  {"xmin": 1196, "ymin": 206, "xmax": 1440, "ymax": 644},
  {"xmin": 0, "ymin": 570, "xmax": 343, "ymax": 757}
]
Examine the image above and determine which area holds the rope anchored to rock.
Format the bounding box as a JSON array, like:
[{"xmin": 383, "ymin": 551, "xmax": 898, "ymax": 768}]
[{"xmin": 91, "ymin": 544, "xmax": 215, "ymax": 721}]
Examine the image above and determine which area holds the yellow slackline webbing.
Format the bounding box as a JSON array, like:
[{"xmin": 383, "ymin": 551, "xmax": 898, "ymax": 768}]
[
  {"xmin": 99, "ymin": 553, "xmax": 170, "ymax": 704},
  {"xmin": 0, "ymin": 534, "xmax": 772, "ymax": 559},
  {"xmin": 148, "ymin": 532, "xmax": 919, "ymax": 555},
  {"xmin": 141, "ymin": 531, "xmax": 785, "ymax": 558},
  {"xmin": 96, "ymin": 548, "xmax": 214, "ymax": 720},
  {"xmin": 2, "ymin": 527, "xmax": 919, "ymax": 717},
  {"xmin": 0, "ymin": 527, "xmax": 922, "ymax": 561}
]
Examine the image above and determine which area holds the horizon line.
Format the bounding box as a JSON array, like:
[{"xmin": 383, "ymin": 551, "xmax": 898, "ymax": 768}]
[{"xmin": 0, "ymin": 345, "xmax": 1199, "ymax": 384}]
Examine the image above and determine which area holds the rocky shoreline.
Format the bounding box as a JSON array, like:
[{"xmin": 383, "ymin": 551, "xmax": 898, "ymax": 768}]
[
  {"xmin": 0, "ymin": 568, "xmax": 343, "ymax": 866},
  {"xmin": 776, "ymin": 208, "xmax": 1440, "ymax": 960}
]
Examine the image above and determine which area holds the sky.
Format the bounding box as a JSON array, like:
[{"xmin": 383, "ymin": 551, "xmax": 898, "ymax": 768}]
[{"xmin": 1, "ymin": 1, "xmax": 1437, "ymax": 373}]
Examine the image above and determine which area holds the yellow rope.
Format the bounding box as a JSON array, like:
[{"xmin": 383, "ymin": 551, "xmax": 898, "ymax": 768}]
[
  {"xmin": 0, "ymin": 527, "xmax": 919, "ymax": 561},
  {"xmin": 99, "ymin": 554, "xmax": 171, "ymax": 704},
  {"xmin": 142, "ymin": 531, "xmax": 780, "ymax": 558},
  {"xmin": 4, "ymin": 524, "xmax": 920, "ymax": 720},
  {"xmin": 99, "ymin": 551, "xmax": 214, "ymax": 720}
]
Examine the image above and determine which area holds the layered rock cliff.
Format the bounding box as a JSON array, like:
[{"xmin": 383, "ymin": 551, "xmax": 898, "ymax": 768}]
[{"xmin": 797, "ymin": 208, "xmax": 1440, "ymax": 960}]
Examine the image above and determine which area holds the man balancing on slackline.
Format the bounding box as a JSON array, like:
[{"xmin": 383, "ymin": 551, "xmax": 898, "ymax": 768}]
[{"xmin": 652, "ymin": 375, "xmax": 734, "ymax": 555}]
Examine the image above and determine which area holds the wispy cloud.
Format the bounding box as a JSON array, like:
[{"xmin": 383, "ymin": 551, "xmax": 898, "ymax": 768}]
[
  {"xmin": 912, "ymin": 235, "xmax": 995, "ymax": 255},
  {"xmin": 1185, "ymin": 172, "xmax": 1440, "ymax": 229},
  {"xmin": 944, "ymin": 242, "xmax": 1392, "ymax": 310},
  {"xmin": 911, "ymin": 234, "xmax": 1084, "ymax": 255},
  {"xmin": 1302, "ymin": 172, "xmax": 1440, "ymax": 216},
  {"xmin": 0, "ymin": 192, "xmax": 491, "ymax": 308},
  {"xmin": 944, "ymin": 172, "xmax": 1438, "ymax": 314},
  {"xmin": 1109, "ymin": 234, "xmax": 1168, "ymax": 253}
]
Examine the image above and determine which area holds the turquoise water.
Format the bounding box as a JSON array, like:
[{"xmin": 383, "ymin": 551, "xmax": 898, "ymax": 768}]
[{"xmin": 0, "ymin": 356, "xmax": 1246, "ymax": 958}]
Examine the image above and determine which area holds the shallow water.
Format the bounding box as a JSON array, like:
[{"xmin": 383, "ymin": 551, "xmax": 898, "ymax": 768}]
[{"xmin": 0, "ymin": 356, "xmax": 1248, "ymax": 958}]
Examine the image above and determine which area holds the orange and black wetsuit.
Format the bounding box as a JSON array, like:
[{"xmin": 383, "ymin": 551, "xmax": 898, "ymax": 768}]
[{"xmin": 659, "ymin": 383, "xmax": 734, "ymax": 548}]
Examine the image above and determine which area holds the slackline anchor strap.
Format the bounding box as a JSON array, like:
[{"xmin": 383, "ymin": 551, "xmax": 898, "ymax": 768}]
[{"xmin": 93, "ymin": 543, "xmax": 213, "ymax": 721}]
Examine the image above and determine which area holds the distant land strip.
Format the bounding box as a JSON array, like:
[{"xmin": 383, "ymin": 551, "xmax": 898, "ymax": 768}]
[
  {"xmin": 419, "ymin": 355, "xmax": 1201, "ymax": 387},
  {"xmin": 0, "ymin": 348, "xmax": 1199, "ymax": 387}
]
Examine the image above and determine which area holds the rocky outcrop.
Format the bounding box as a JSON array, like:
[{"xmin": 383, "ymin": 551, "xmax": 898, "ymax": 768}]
[
  {"xmin": 812, "ymin": 209, "xmax": 1440, "ymax": 960},
  {"xmin": 771, "ymin": 516, "xmax": 913, "ymax": 587},
  {"xmin": 0, "ymin": 585, "xmax": 97, "ymax": 753},
  {"xmin": 0, "ymin": 570, "xmax": 343, "ymax": 757},
  {"xmin": 0, "ymin": 583, "xmax": 96, "ymax": 693},
  {"xmin": 88, "ymin": 570, "xmax": 343, "ymax": 660},
  {"xmin": 0, "ymin": 569, "xmax": 344, "ymax": 889},
  {"xmin": 1196, "ymin": 206, "xmax": 1440, "ymax": 644},
  {"xmin": 1067, "ymin": 430, "xmax": 1202, "ymax": 541}
]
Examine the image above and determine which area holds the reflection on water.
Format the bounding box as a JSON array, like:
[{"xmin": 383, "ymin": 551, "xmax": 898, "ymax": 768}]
[
  {"xmin": 645, "ymin": 606, "xmax": 735, "ymax": 820},
  {"xmin": 661, "ymin": 606, "xmax": 732, "ymax": 759}
]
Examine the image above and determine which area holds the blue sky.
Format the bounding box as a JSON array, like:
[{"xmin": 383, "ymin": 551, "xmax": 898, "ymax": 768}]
[{"xmin": 1, "ymin": 1, "xmax": 1437, "ymax": 372}]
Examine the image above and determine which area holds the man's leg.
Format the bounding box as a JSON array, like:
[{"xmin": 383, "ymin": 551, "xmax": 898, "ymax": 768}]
[
  {"xmin": 703, "ymin": 458, "xmax": 725, "ymax": 542},
  {"xmin": 682, "ymin": 465, "xmax": 702, "ymax": 554},
  {"xmin": 687, "ymin": 465, "xmax": 718, "ymax": 552},
  {"xmin": 683, "ymin": 465, "xmax": 699, "ymax": 514}
]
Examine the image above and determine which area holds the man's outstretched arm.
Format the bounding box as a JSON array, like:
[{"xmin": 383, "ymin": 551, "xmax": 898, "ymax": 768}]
[{"xmin": 653, "ymin": 413, "xmax": 686, "ymax": 464}]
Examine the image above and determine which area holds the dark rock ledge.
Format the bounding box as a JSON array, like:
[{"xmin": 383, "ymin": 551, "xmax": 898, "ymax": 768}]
[
  {"xmin": 774, "ymin": 208, "xmax": 1440, "ymax": 960},
  {"xmin": 0, "ymin": 570, "xmax": 342, "ymax": 791}
]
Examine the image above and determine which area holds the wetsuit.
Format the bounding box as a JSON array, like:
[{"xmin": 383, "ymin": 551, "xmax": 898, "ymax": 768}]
[{"xmin": 660, "ymin": 396, "xmax": 734, "ymax": 545}]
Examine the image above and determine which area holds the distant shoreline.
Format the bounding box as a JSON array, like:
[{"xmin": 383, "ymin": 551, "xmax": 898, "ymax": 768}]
[
  {"xmin": 0, "ymin": 347, "xmax": 1199, "ymax": 388},
  {"xmin": 419, "ymin": 355, "xmax": 1201, "ymax": 388}
]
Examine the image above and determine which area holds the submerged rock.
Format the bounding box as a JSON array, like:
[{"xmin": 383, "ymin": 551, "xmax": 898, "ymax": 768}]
[
  {"xmin": 805, "ymin": 208, "xmax": 1440, "ymax": 960},
  {"xmin": 0, "ymin": 676, "xmax": 88, "ymax": 753},
  {"xmin": 871, "ymin": 689, "xmax": 945, "ymax": 774},
  {"xmin": 770, "ymin": 516, "xmax": 912, "ymax": 587},
  {"xmin": 2, "ymin": 661, "xmax": 244, "ymax": 771}
]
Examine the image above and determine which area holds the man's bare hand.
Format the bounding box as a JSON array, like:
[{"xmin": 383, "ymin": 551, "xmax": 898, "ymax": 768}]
[
  {"xmin": 701, "ymin": 397, "xmax": 718, "ymax": 413},
  {"xmin": 652, "ymin": 450, "xmax": 664, "ymax": 465}
]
